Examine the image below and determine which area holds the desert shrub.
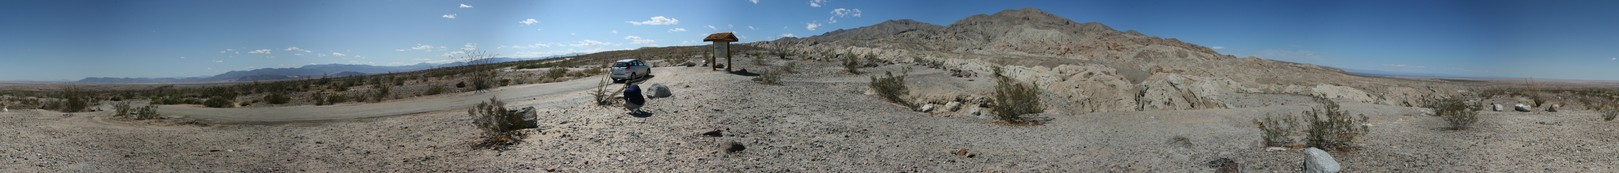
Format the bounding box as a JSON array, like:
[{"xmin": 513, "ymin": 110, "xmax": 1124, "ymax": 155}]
[
  {"xmin": 991, "ymin": 67, "xmax": 1045, "ymax": 124},
  {"xmin": 131, "ymin": 104, "xmax": 159, "ymax": 120},
  {"xmin": 780, "ymin": 62, "xmax": 797, "ymax": 74},
  {"xmin": 203, "ymin": 96, "xmax": 233, "ymax": 108},
  {"xmin": 1303, "ymin": 96, "xmax": 1369, "ymax": 152},
  {"xmin": 113, "ymin": 101, "xmax": 132, "ymax": 117},
  {"xmin": 466, "ymin": 96, "xmax": 525, "ymax": 148},
  {"xmin": 56, "ymin": 86, "xmax": 89, "ymax": 112},
  {"xmin": 1530, "ymin": 94, "xmax": 1546, "ymax": 107},
  {"xmin": 424, "ymin": 85, "xmax": 447, "ymax": 96},
  {"xmin": 1255, "ymin": 113, "xmax": 1301, "ymax": 147},
  {"xmin": 546, "ymin": 67, "xmax": 568, "ymax": 80},
  {"xmin": 1428, "ymin": 96, "xmax": 1479, "ymax": 130},
  {"xmin": 868, "ymin": 71, "xmax": 909, "ymax": 106},
  {"xmin": 1604, "ymin": 109, "xmax": 1617, "ymax": 121},
  {"xmin": 312, "ymin": 92, "xmax": 326, "ymax": 105},
  {"xmin": 456, "ymin": 81, "xmax": 467, "ymax": 88},
  {"xmin": 841, "ymin": 54, "xmax": 861, "ymax": 74},
  {"xmin": 371, "ymin": 84, "xmax": 391, "ymax": 102},
  {"xmin": 755, "ymin": 69, "xmax": 783, "ymax": 85},
  {"xmin": 263, "ymin": 91, "xmax": 290, "ymax": 104},
  {"xmin": 325, "ymin": 94, "xmax": 349, "ymax": 104}
]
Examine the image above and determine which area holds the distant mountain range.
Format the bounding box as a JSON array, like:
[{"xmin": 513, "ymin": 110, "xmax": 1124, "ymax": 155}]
[{"xmin": 77, "ymin": 57, "xmax": 532, "ymax": 83}]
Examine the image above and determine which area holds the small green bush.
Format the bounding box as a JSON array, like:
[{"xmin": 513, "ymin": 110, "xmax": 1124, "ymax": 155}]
[
  {"xmin": 546, "ymin": 67, "xmax": 568, "ymax": 80},
  {"xmin": 1303, "ymin": 96, "xmax": 1369, "ymax": 152},
  {"xmin": 1603, "ymin": 109, "xmax": 1617, "ymax": 121},
  {"xmin": 467, "ymin": 96, "xmax": 525, "ymax": 148},
  {"xmin": 841, "ymin": 54, "xmax": 861, "ymax": 74},
  {"xmin": 868, "ymin": 71, "xmax": 909, "ymax": 106},
  {"xmin": 1255, "ymin": 113, "xmax": 1301, "ymax": 147},
  {"xmin": 1428, "ymin": 96, "xmax": 1479, "ymax": 130},
  {"xmin": 263, "ymin": 92, "xmax": 290, "ymax": 104},
  {"xmin": 425, "ymin": 85, "xmax": 447, "ymax": 96},
  {"xmin": 991, "ymin": 73, "xmax": 1044, "ymax": 124},
  {"xmin": 204, "ymin": 96, "xmax": 234, "ymax": 108}
]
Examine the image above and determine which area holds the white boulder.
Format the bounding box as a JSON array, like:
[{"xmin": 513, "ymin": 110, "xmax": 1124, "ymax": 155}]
[
  {"xmin": 1514, "ymin": 104, "xmax": 1531, "ymax": 112},
  {"xmin": 1304, "ymin": 148, "xmax": 1341, "ymax": 173}
]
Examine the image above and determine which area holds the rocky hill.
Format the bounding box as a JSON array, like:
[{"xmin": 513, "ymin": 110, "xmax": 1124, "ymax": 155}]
[{"xmin": 768, "ymin": 8, "xmax": 1460, "ymax": 113}]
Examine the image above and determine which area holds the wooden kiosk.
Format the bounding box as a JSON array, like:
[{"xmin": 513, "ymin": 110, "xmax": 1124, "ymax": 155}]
[{"xmin": 702, "ymin": 32, "xmax": 738, "ymax": 71}]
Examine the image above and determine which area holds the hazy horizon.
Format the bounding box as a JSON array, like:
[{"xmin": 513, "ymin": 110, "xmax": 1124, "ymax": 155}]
[{"xmin": 4, "ymin": 0, "xmax": 1619, "ymax": 81}]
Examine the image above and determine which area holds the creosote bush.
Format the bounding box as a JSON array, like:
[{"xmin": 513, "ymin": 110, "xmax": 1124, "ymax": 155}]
[
  {"xmin": 756, "ymin": 68, "xmax": 783, "ymax": 85},
  {"xmin": 1255, "ymin": 113, "xmax": 1300, "ymax": 147},
  {"xmin": 868, "ymin": 70, "xmax": 910, "ymax": 106},
  {"xmin": 112, "ymin": 101, "xmax": 160, "ymax": 120},
  {"xmin": 1428, "ymin": 96, "xmax": 1479, "ymax": 130},
  {"xmin": 841, "ymin": 54, "xmax": 861, "ymax": 74},
  {"xmin": 1603, "ymin": 109, "xmax": 1617, "ymax": 121},
  {"xmin": 990, "ymin": 67, "xmax": 1044, "ymax": 124},
  {"xmin": 466, "ymin": 96, "xmax": 525, "ymax": 148},
  {"xmin": 1303, "ymin": 96, "xmax": 1369, "ymax": 152}
]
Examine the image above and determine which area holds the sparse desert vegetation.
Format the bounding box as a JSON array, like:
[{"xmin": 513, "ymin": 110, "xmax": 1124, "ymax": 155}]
[{"xmin": 9, "ymin": 6, "xmax": 1619, "ymax": 173}]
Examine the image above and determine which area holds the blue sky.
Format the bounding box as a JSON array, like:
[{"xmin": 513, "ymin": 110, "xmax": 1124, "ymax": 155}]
[{"xmin": 3, "ymin": 0, "xmax": 1618, "ymax": 81}]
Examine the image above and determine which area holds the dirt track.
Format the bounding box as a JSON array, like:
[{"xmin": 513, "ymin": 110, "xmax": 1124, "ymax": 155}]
[{"xmin": 157, "ymin": 68, "xmax": 668, "ymax": 123}]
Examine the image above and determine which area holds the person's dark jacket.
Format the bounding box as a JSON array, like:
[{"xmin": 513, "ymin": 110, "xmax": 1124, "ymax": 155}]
[{"xmin": 623, "ymin": 83, "xmax": 645, "ymax": 105}]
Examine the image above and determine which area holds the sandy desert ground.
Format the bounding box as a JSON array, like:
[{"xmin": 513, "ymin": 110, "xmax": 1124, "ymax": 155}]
[{"xmin": 5, "ymin": 63, "xmax": 1619, "ymax": 172}]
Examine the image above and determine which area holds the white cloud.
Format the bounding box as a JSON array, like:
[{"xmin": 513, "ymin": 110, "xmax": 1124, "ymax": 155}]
[
  {"xmin": 624, "ymin": 35, "xmax": 656, "ymax": 44},
  {"xmin": 1611, "ymin": 57, "xmax": 1616, "ymax": 61},
  {"xmin": 611, "ymin": 30, "xmax": 619, "ymax": 34},
  {"xmin": 249, "ymin": 49, "xmax": 272, "ymax": 54},
  {"xmin": 810, "ymin": 0, "xmax": 826, "ymax": 7},
  {"xmin": 461, "ymin": 43, "xmax": 477, "ymax": 51},
  {"xmin": 179, "ymin": 56, "xmax": 186, "ymax": 59},
  {"xmin": 667, "ymin": 28, "xmax": 687, "ymax": 33},
  {"xmin": 749, "ymin": 0, "xmax": 759, "ymax": 4},
  {"xmin": 519, "ymin": 18, "xmax": 539, "ymax": 25},
  {"xmin": 396, "ymin": 44, "xmax": 438, "ymax": 52},
  {"xmin": 219, "ymin": 48, "xmax": 239, "ymax": 54},
  {"xmin": 626, "ymin": 16, "xmax": 679, "ymax": 25},
  {"xmin": 459, "ymin": 3, "xmax": 473, "ymax": 8},
  {"xmin": 331, "ymin": 52, "xmax": 347, "ymax": 57},
  {"xmin": 284, "ymin": 47, "xmax": 312, "ymax": 53},
  {"xmin": 805, "ymin": 22, "xmax": 821, "ymax": 31},
  {"xmin": 728, "ymin": 24, "xmax": 734, "ymax": 29},
  {"xmin": 829, "ymin": 8, "xmax": 862, "ymax": 24},
  {"xmin": 214, "ymin": 60, "xmax": 224, "ymax": 63},
  {"xmin": 706, "ymin": 25, "xmax": 717, "ymax": 30},
  {"xmin": 440, "ymin": 51, "xmax": 467, "ymax": 57},
  {"xmin": 570, "ymin": 40, "xmax": 611, "ymax": 47},
  {"xmin": 748, "ymin": 26, "xmax": 757, "ymax": 30},
  {"xmin": 781, "ymin": 33, "xmax": 797, "ymax": 38},
  {"xmin": 1211, "ymin": 46, "xmax": 1225, "ymax": 50},
  {"xmin": 442, "ymin": 14, "xmax": 457, "ymax": 19}
]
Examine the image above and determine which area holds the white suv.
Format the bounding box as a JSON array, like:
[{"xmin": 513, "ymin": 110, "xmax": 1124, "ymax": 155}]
[{"xmin": 609, "ymin": 59, "xmax": 651, "ymax": 83}]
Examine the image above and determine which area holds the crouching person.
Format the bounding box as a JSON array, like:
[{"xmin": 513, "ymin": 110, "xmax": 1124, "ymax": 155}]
[{"xmin": 623, "ymin": 83, "xmax": 647, "ymax": 114}]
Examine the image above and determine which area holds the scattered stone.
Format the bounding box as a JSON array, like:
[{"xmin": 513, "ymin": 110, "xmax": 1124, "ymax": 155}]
[
  {"xmin": 723, "ymin": 142, "xmax": 746, "ymax": 153},
  {"xmin": 1490, "ymin": 103, "xmax": 1502, "ymax": 112},
  {"xmin": 647, "ymin": 84, "xmax": 672, "ymax": 98},
  {"xmin": 701, "ymin": 130, "xmax": 722, "ymax": 137},
  {"xmin": 1206, "ymin": 158, "xmax": 1238, "ymax": 173},
  {"xmin": 951, "ymin": 149, "xmax": 975, "ymax": 158},
  {"xmin": 945, "ymin": 101, "xmax": 962, "ymax": 112},
  {"xmin": 917, "ymin": 104, "xmax": 936, "ymax": 112},
  {"xmin": 1167, "ymin": 136, "xmax": 1193, "ymax": 148},
  {"xmin": 1515, "ymin": 104, "xmax": 1531, "ymax": 112},
  {"xmin": 1304, "ymin": 147, "xmax": 1341, "ymax": 173},
  {"xmin": 1265, "ymin": 147, "xmax": 1288, "ymax": 152},
  {"xmin": 1546, "ymin": 104, "xmax": 1559, "ymax": 112}
]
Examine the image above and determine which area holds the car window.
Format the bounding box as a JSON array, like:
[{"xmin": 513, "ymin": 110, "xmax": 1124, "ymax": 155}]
[{"xmin": 613, "ymin": 62, "xmax": 629, "ymax": 67}]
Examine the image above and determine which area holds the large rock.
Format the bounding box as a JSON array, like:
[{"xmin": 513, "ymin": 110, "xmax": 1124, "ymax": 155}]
[
  {"xmin": 944, "ymin": 101, "xmax": 962, "ymax": 112},
  {"xmin": 1515, "ymin": 104, "xmax": 1531, "ymax": 112},
  {"xmin": 1303, "ymin": 148, "xmax": 1341, "ymax": 173},
  {"xmin": 1136, "ymin": 74, "xmax": 1246, "ymax": 111},
  {"xmin": 1547, "ymin": 104, "xmax": 1559, "ymax": 112},
  {"xmin": 917, "ymin": 104, "xmax": 936, "ymax": 112},
  {"xmin": 1490, "ymin": 103, "xmax": 1502, "ymax": 112},
  {"xmin": 647, "ymin": 84, "xmax": 672, "ymax": 98}
]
